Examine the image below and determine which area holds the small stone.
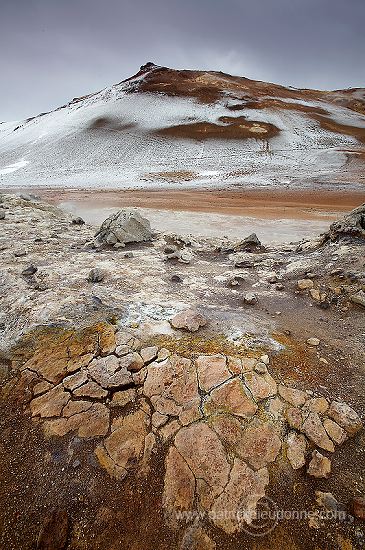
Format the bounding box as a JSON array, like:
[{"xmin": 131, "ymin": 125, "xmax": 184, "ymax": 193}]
[
  {"xmin": 14, "ymin": 249, "xmax": 27, "ymax": 257},
  {"xmin": 72, "ymin": 216, "xmax": 85, "ymax": 225},
  {"xmin": 286, "ymin": 432, "xmax": 307, "ymax": 469},
  {"xmin": 278, "ymin": 384, "xmax": 308, "ymax": 406},
  {"xmin": 275, "ymin": 283, "xmax": 284, "ymax": 291},
  {"xmin": 260, "ymin": 354, "xmax": 270, "ymax": 365},
  {"xmin": 140, "ymin": 346, "xmax": 158, "ymax": 364},
  {"xmin": 304, "ymin": 397, "xmax": 329, "ymax": 414},
  {"xmin": 94, "ymin": 209, "xmax": 152, "ymax": 247},
  {"xmin": 72, "ymin": 459, "xmax": 81, "ymax": 468},
  {"xmin": 234, "ymin": 258, "xmax": 253, "ymax": 268},
  {"xmin": 298, "ymin": 279, "xmax": 314, "ymax": 290},
  {"xmin": 179, "ymin": 251, "xmax": 193, "ymax": 264},
  {"xmin": 302, "ymin": 412, "xmax": 335, "ymax": 452},
  {"xmin": 323, "ymin": 418, "xmax": 347, "ymax": 445},
  {"xmin": 307, "ymin": 337, "xmax": 320, "ymax": 346},
  {"xmin": 88, "ymin": 268, "xmax": 105, "ymax": 283},
  {"xmin": 307, "ymin": 450, "xmax": 331, "ymax": 478},
  {"xmin": 87, "ymin": 356, "xmax": 132, "ymax": 388},
  {"xmin": 118, "ymin": 352, "xmax": 144, "ymax": 372},
  {"xmin": 351, "ymin": 291, "xmax": 365, "ymax": 308},
  {"xmin": 243, "ymin": 292, "xmax": 258, "ymax": 305},
  {"xmin": 352, "ymin": 497, "xmax": 365, "ymax": 520},
  {"xmin": 327, "ymin": 401, "xmax": 362, "ymax": 435},
  {"xmin": 315, "ymin": 491, "xmax": 340, "ymax": 512},
  {"xmin": 156, "ymin": 348, "xmax": 171, "ymax": 361},
  {"xmin": 171, "ymin": 274, "xmax": 183, "ymax": 283},
  {"xmin": 254, "ymin": 362, "xmax": 267, "ymax": 374},
  {"xmin": 0, "ymin": 209, "xmax": 5, "ymax": 220},
  {"xmin": 285, "ymin": 406, "xmax": 303, "ymax": 430},
  {"xmin": 170, "ymin": 309, "xmax": 207, "ymax": 332},
  {"xmin": 309, "ymin": 288, "xmax": 321, "ymax": 302},
  {"xmin": 22, "ymin": 264, "xmax": 37, "ymax": 276},
  {"xmin": 268, "ymin": 274, "xmax": 278, "ymax": 284},
  {"xmin": 164, "ymin": 245, "xmax": 177, "ymax": 255},
  {"xmin": 243, "ymin": 370, "xmax": 277, "ymax": 400},
  {"xmin": 228, "ymin": 275, "xmax": 244, "ymax": 287}
]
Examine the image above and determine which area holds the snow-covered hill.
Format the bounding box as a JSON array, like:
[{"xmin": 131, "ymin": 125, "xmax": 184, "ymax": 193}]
[{"xmin": 1, "ymin": 63, "xmax": 365, "ymax": 189}]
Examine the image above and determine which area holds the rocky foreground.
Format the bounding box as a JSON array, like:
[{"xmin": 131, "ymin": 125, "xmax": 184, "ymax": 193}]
[{"xmin": 0, "ymin": 194, "xmax": 365, "ymax": 550}]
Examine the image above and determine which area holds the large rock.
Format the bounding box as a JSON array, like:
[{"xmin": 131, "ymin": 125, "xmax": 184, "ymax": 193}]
[
  {"xmin": 94, "ymin": 209, "xmax": 152, "ymax": 247},
  {"xmin": 328, "ymin": 203, "xmax": 365, "ymax": 240}
]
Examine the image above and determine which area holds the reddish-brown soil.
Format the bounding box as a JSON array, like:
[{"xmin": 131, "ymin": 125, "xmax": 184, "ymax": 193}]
[
  {"xmin": 18, "ymin": 188, "xmax": 365, "ymax": 222},
  {"xmin": 155, "ymin": 119, "xmax": 280, "ymax": 141}
]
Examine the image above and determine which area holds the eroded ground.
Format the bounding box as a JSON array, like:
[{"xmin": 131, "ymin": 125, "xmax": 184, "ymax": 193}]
[{"xmin": 0, "ymin": 194, "xmax": 365, "ymax": 550}]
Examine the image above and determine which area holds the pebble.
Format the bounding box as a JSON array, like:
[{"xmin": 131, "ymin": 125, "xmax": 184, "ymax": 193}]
[
  {"xmin": 71, "ymin": 216, "xmax": 85, "ymax": 225},
  {"xmin": 298, "ymin": 279, "xmax": 314, "ymax": 290},
  {"xmin": 243, "ymin": 292, "xmax": 258, "ymax": 305},
  {"xmin": 14, "ymin": 249, "xmax": 27, "ymax": 257},
  {"xmin": 22, "ymin": 265, "xmax": 37, "ymax": 276},
  {"xmin": 88, "ymin": 268, "xmax": 105, "ymax": 283},
  {"xmin": 307, "ymin": 337, "xmax": 320, "ymax": 346}
]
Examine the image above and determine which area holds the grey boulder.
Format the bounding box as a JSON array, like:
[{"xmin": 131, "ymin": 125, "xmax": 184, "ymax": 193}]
[{"xmin": 94, "ymin": 209, "xmax": 152, "ymax": 247}]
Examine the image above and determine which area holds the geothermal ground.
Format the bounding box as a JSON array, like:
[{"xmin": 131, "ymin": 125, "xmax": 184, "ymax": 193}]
[{"xmin": 0, "ymin": 193, "xmax": 364, "ymax": 550}]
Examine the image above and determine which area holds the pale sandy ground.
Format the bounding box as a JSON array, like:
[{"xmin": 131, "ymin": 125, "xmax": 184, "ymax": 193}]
[{"xmin": 3, "ymin": 187, "xmax": 364, "ymax": 243}]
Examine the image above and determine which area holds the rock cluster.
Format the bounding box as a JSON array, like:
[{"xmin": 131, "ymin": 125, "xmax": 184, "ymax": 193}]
[{"xmin": 14, "ymin": 323, "xmax": 363, "ymax": 536}]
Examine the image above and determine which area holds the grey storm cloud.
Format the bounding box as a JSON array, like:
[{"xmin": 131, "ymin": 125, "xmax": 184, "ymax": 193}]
[{"xmin": 1, "ymin": 0, "xmax": 364, "ymax": 120}]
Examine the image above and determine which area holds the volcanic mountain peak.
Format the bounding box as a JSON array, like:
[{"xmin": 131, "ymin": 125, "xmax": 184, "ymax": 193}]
[{"xmin": 0, "ymin": 63, "xmax": 364, "ymax": 189}]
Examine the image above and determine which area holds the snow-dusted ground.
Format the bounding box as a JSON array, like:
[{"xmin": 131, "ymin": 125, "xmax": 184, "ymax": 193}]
[{"xmin": 0, "ymin": 71, "xmax": 364, "ymax": 189}]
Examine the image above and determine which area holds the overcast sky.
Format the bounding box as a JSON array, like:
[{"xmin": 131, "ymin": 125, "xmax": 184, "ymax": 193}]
[{"xmin": 1, "ymin": 0, "xmax": 364, "ymax": 121}]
